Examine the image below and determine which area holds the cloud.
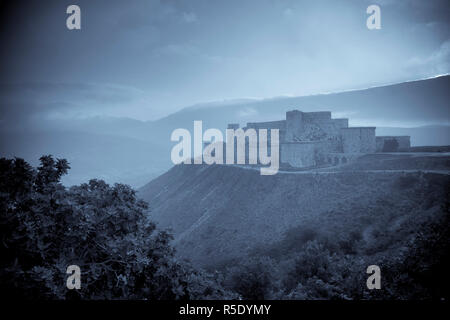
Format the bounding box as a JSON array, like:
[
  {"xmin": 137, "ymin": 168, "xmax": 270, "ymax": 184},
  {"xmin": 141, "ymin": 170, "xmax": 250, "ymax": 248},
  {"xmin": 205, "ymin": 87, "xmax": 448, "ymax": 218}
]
[
  {"xmin": 406, "ymin": 39, "xmax": 450, "ymax": 75},
  {"xmin": 1, "ymin": 0, "xmax": 449, "ymax": 120},
  {"xmin": 0, "ymin": 82, "xmax": 146, "ymax": 121},
  {"xmin": 151, "ymin": 43, "xmax": 223, "ymax": 63},
  {"xmin": 237, "ymin": 107, "xmax": 258, "ymax": 118},
  {"xmin": 152, "ymin": 44, "xmax": 199, "ymax": 57},
  {"xmin": 182, "ymin": 12, "xmax": 198, "ymax": 23},
  {"xmin": 283, "ymin": 8, "xmax": 294, "ymax": 17}
]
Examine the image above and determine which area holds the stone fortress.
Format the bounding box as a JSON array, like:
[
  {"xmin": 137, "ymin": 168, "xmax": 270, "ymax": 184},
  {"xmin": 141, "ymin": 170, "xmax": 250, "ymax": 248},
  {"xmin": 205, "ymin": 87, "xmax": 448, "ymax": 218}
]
[{"xmin": 228, "ymin": 110, "xmax": 411, "ymax": 168}]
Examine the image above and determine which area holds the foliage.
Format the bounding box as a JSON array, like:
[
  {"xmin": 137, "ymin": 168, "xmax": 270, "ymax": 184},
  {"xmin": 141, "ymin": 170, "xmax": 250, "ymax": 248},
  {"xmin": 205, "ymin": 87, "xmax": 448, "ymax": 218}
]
[
  {"xmin": 0, "ymin": 156, "xmax": 232, "ymax": 299},
  {"xmin": 224, "ymin": 256, "xmax": 278, "ymax": 300},
  {"xmin": 1, "ymin": 155, "xmax": 448, "ymax": 300},
  {"xmin": 221, "ymin": 173, "xmax": 449, "ymax": 300}
]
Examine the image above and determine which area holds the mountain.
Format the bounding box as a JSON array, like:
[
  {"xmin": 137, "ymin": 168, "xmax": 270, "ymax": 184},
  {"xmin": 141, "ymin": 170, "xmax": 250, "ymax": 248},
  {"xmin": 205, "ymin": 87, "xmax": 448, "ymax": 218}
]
[
  {"xmin": 150, "ymin": 75, "xmax": 450, "ymax": 137},
  {"xmin": 139, "ymin": 154, "xmax": 450, "ymax": 267}
]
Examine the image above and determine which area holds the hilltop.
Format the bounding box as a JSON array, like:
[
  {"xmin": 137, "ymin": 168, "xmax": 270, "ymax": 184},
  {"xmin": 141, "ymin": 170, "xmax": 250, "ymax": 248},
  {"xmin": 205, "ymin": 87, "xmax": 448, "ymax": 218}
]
[{"xmin": 139, "ymin": 153, "xmax": 450, "ymax": 268}]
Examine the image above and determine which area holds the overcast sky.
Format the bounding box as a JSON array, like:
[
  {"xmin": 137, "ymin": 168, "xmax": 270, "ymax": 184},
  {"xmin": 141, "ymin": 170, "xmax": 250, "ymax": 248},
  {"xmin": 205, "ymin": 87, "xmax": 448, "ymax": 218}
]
[{"xmin": 0, "ymin": 0, "xmax": 449, "ymax": 121}]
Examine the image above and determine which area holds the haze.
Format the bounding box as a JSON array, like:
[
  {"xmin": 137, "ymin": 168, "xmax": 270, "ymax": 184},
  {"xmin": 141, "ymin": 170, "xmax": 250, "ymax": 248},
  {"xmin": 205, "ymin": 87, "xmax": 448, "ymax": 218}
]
[{"xmin": 0, "ymin": 0, "xmax": 449, "ymax": 123}]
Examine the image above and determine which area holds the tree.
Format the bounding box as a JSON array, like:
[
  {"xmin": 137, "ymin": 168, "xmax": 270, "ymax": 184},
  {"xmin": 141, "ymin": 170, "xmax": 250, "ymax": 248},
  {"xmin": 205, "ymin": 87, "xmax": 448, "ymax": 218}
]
[
  {"xmin": 0, "ymin": 156, "xmax": 232, "ymax": 299},
  {"xmin": 224, "ymin": 256, "xmax": 277, "ymax": 300}
]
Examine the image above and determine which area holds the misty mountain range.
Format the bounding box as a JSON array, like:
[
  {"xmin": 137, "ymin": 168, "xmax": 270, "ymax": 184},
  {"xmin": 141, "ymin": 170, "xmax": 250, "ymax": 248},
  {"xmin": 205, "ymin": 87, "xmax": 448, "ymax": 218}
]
[{"xmin": 1, "ymin": 75, "xmax": 449, "ymax": 187}]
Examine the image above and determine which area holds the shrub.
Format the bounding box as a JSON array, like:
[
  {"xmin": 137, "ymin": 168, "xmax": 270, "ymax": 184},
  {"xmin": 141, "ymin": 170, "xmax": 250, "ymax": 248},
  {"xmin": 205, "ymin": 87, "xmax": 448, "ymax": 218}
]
[{"xmin": 224, "ymin": 256, "xmax": 277, "ymax": 300}]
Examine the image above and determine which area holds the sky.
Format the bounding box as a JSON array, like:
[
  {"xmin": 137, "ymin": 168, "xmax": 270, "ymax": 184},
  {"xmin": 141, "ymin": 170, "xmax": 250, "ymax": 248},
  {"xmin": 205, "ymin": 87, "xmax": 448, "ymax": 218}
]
[{"xmin": 0, "ymin": 0, "xmax": 449, "ymax": 121}]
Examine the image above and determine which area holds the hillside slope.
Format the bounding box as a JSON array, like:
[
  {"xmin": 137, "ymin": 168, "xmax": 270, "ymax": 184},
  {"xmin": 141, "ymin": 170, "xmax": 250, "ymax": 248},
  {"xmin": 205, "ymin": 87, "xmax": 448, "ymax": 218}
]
[{"xmin": 139, "ymin": 155, "xmax": 450, "ymax": 267}]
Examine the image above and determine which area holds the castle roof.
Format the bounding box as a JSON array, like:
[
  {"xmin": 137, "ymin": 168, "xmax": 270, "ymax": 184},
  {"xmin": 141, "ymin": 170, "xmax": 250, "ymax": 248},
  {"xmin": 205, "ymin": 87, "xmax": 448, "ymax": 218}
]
[{"xmin": 341, "ymin": 127, "xmax": 376, "ymax": 129}]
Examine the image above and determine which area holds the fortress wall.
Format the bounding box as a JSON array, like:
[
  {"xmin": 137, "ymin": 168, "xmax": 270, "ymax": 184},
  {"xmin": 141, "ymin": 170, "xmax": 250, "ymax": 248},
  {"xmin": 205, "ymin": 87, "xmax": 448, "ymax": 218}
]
[
  {"xmin": 224, "ymin": 126, "xmax": 284, "ymax": 164},
  {"xmin": 313, "ymin": 140, "xmax": 331, "ymax": 154},
  {"xmin": 315, "ymin": 119, "xmax": 342, "ymax": 137},
  {"xmin": 319, "ymin": 119, "xmax": 348, "ymax": 152},
  {"xmin": 376, "ymin": 136, "xmax": 411, "ymax": 152},
  {"xmin": 324, "ymin": 152, "xmax": 360, "ymax": 165},
  {"xmin": 375, "ymin": 138, "xmax": 383, "ymax": 152},
  {"xmin": 246, "ymin": 120, "xmax": 286, "ymax": 130},
  {"xmin": 279, "ymin": 130, "xmax": 286, "ymax": 143},
  {"xmin": 324, "ymin": 136, "xmax": 343, "ymax": 153},
  {"xmin": 227, "ymin": 111, "xmax": 379, "ymax": 167},
  {"xmin": 286, "ymin": 110, "xmax": 303, "ymax": 142},
  {"xmin": 341, "ymin": 129, "xmax": 359, "ymax": 153},
  {"xmin": 396, "ymin": 136, "xmax": 411, "ymax": 149},
  {"xmin": 303, "ymin": 112, "xmax": 332, "ymax": 121},
  {"xmin": 241, "ymin": 121, "xmax": 285, "ymax": 146},
  {"xmin": 285, "ymin": 111, "xmax": 339, "ymax": 142},
  {"xmin": 311, "ymin": 140, "xmax": 332, "ymax": 164},
  {"xmin": 227, "ymin": 121, "xmax": 285, "ymax": 157},
  {"xmin": 333, "ymin": 118, "xmax": 349, "ymax": 129},
  {"xmin": 360, "ymin": 128, "xmax": 376, "ymax": 153},
  {"xmin": 281, "ymin": 142, "xmax": 316, "ymax": 168},
  {"xmin": 299, "ymin": 116, "xmax": 347, "ymax": 139},
  {"xmin": 341, "ymin": 127, "xmax": 376, "ymax": 153}
]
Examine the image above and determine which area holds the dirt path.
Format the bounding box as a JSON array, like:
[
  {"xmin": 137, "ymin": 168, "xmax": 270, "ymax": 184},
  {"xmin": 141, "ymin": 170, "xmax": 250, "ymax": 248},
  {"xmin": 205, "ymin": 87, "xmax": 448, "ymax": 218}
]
[{"xmin": 233, "ymin": 165, "xmax": 450, "ymax": 175}]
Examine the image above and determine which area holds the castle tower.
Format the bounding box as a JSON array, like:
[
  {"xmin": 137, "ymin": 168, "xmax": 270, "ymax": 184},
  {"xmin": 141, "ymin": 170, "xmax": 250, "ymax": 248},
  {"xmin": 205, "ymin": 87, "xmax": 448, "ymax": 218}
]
[
  {"xmin": 227, "ymin": 123, "xmax": 240, "ymax": 130},
  {"xmin": 341, "ymin": 127, "xmax": 376, "ymax": 153}
]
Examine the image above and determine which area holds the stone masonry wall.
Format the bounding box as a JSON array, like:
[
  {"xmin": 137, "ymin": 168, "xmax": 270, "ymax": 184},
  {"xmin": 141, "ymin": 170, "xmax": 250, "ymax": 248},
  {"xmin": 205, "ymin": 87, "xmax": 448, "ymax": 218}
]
[
  {"xmin": 376, "ymin": 136, "xmax": 411, "ymax": 151},
  {"xmin": 341, "ymin": 127, "xmax": 376, "ymax": 153},
  {"xmin": 281, "ymin": 142, "xmax": 316, "ymax": 167}
]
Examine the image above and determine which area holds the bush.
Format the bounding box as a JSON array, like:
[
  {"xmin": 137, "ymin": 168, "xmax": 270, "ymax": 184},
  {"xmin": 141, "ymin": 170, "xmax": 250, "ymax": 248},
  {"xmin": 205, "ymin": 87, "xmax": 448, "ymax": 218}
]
[
  {"xmin": 283, "ymin": 240, "xmax": 335, "ymax": 292},
  {"xmin": 224, "ymin": 256, "xmax": 277, "ymax": 300}
]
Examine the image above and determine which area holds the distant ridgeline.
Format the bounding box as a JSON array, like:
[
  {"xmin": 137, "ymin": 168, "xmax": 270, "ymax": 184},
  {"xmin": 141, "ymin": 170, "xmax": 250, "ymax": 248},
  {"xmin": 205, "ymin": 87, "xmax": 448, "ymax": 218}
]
[{"xmin": 227, "ymin": 110, "xmax": 410, "ymax": 168}]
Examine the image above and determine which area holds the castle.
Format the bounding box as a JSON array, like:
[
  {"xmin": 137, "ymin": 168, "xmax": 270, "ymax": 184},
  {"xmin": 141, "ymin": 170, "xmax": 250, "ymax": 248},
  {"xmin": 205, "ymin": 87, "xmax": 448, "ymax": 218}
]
[{"xmin": 227, "ymin": 110, "xmax": 411, "ymax": 168}]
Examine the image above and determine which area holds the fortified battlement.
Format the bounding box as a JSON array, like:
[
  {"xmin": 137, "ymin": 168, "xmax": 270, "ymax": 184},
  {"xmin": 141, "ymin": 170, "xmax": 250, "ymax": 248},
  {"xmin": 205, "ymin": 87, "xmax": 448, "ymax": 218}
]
[
  {"xmin": 246, "ymin": 120, "xmax": 286, "ymax": 130},
  {"xmin": 341, "ymin": 127, "xmax": 376, "ymax": 154},
  {"xmin": 340, "ymin": 126, "xmax": 376, "ymax": 129},
  {"xmin": 303, "ymin": 111, "xmax": 332, "ymax": 121},
  {"xmin": 333, "ymin": 118, "xmax": 349, "ymax": 128},
  {"xmin": 376, "ymin": 136, "xmax": 411, "ymax": 152},
  {"xmin": 227, "ymin": 123, "xmax": 240, "ymax": 130},
  {"xmin": 227, "ymin": 109, "xmax": 410, "ymax": 168}
]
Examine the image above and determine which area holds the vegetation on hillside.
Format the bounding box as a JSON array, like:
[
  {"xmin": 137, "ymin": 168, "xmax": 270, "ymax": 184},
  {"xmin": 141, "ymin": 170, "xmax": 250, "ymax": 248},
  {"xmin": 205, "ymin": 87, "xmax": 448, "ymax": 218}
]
[
  {"xmin": 0, "ymin": 155, "xmax": 448, "ymax": 300},
  {"xmin": 219, "ymin": 173, "xmax": 450, "ymax": 300}
]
